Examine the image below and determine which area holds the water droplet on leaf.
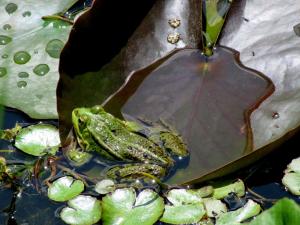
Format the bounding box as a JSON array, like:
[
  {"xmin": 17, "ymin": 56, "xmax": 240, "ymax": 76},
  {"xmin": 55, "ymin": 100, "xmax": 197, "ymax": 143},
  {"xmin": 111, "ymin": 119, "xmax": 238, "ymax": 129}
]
[
  {"xmin": 0, "ymin": 67, "xmax": 7, "ymax": 77},
  {"xmin": 33, "ymin": 64, "xmax": 50, "ymax": 76},
  {"xmin": 272, "ymin": 112, "xmax": 280, "ymax": 119},
  {"xmin": 18, "ymin": 72, "xmax": 29, "ymax": 78},
  {"xmin": 17, "ymin": 81, "xmax": 27, "ymax": 88},
  {"xmin": 3, "ymin": 24, "xmax": 12, "ymax": 30},
  {"xmin": 0, "ymin": 35, "xmax": 12, "ymax": 45},
  {"xmin": 2, "ymin": 54, "xmax": 8, "ymax": 59},
  {"xmin": 22, "ymin": 11, "xmax": 31, "ymax": 17},
  {"xmin": 167, "ymin": 33, "xmax": 180, "ymax": 44},
  {"xmin": 45, "ymin": 39, "xmax": 64, "ymax": 58},
  {"xmin": 168, "ymin": 18, "xmax": 181, "ymax": 28},
  {"xmin": 5, "ymin": 3, "xmax": 18, "ymax": 14},
  {"xmin": 13, "ymin": 51, "xmax": 31, "ymax": 64}
]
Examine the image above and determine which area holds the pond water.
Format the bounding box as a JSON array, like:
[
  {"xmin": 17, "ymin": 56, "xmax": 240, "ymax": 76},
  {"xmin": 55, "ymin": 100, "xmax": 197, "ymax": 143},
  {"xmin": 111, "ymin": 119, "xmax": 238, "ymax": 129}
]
[{"xmin": 1, "ymin": 107, "xmax": 300, "ymax": 224}]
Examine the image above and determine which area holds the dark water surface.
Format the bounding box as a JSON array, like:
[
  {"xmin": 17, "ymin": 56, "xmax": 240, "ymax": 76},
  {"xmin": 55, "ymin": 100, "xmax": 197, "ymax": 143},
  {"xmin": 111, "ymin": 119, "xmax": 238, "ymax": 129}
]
[{"xmin": 1, "ymin": 107, "xmax": 300, "ymax": 225}]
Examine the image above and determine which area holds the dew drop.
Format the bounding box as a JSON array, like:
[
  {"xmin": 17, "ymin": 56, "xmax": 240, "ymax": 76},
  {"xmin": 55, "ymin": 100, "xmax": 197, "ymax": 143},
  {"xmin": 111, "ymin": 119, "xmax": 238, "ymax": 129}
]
[
  {"xmin": 17, "ymin": 81, "xmax": 27, "ymax": 88},
  {"xmin": 5, "ymin": 3, "xmax": 18, "ymax": 14},
  {"xmin": 0, "ymin": 67, "xmax": 7, "ymax": 77},
  {"xmin": 272, "ymin": 112, "xmax": 280, "ymax": 119},
  {"xmin": 167, "ymin": 33, "xmax": 180, "ymax": 44},
  {"xmin": 33, "ymin": 64, "xmax": 50, "ymax": 76},
  {"xmin": 0, "ymin": 35, "xmax": 12, "ymax": 45},
  {"xmin": 45, "ymin": 39, "xmax": 64, "ymax": 58},
  {"xmin": 2, "ymin": 54, "xmax": 8, "ymax": 59},
  {"xmin": 13, "ymin": 51, "xmax": 31, "ymax": 64},
  {"xmin": 22, "ymin": 11, "xmax": 31, "ymax": 17},
  {"xmin": 18, "ymin": 72, "xmax": 29, "ymax": 78},
  {"xmin": 3, "ymin": 24, "xmax": 12, "ymax": 30}
]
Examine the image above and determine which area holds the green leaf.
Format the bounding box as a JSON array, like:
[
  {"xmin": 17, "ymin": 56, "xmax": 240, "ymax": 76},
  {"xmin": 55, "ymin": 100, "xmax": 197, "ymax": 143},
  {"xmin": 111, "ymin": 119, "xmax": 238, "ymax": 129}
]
[
  {"xmin": 161, "ymin": 204, "xmax": 206, "ymax": 225},
  {"xmin": 0, "ymin": 123, "xmax": 21, "ymax": 141},
  {"xmin": 282, "ymin": 157, "xmax": 300, "ymax": 195},
  {"xmin": 247, "ymin": 198, "xmax": 300, "ymax": 225},
  {"xmin": 102, "ymin": 188, "xmax": 164, "ymax": 225},
  {"xmin": 0, "ymin": 0, "xmax": 78, "ymax": 119},
  {"xmin": 15, "ymin": 123, "xmax": 60, "ymax": 156},
  {"xmin": 95, "ymin": 179, "xmax": 115, "ymax": 195},
  {"xmin": 203, "ymin": 198, "xmax": 227, "ymax": 218},
  {"xmin": 216, "ymin": 200, "xmax": 261, "ymax": 225},
  {"xmin": 160, "ymin": 188, "xmax": 206, "ymax": 224},
  {"xmin": 48, "ymin": 176, "xmax": 84, "ymax": 202},
  {"xmin": 213, "ymin": 179, "xmax": 245, "ymax": 199},
  {"xmin": 60, "ymin": 195, "xmax": 102, "ymax": 225}
]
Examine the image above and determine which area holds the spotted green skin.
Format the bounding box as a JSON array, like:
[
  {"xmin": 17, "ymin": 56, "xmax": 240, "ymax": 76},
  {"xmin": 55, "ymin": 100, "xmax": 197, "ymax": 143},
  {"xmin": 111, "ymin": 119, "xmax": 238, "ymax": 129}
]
[{"xmin": 72, "ymin": 106, "xmax": 188, "ymax": 179}]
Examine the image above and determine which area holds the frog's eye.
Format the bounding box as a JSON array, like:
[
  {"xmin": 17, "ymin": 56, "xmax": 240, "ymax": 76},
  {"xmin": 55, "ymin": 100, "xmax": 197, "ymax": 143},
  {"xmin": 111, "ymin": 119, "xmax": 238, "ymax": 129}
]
[{"xmin": 91, "ymin": 105, "xmax": 103, "ymax": 114}]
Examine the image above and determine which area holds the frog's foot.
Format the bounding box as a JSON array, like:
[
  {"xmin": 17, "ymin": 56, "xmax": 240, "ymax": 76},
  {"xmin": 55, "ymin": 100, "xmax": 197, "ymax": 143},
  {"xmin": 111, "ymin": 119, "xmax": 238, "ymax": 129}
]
[
  {"xmin": 106, "ymin": 163, "xmax": 166, "ymax": 181},
  {"xmin": 160, "ymin": 132, "xmax": 189, "ymax": 157}
]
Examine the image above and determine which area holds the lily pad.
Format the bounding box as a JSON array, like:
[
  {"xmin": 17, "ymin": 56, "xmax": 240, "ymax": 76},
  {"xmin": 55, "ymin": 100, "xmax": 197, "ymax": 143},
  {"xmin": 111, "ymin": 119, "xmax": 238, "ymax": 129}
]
[
  {"xmin": 60, "ymin": 195, "xmax": 102, "ymax": 225},
  {"xmin": 282, "ymin": 157, "xmax": 300, "ymax": 195},
  {"xmin": 15, "ymin": 123, "xmax": 60, "ymax": 156},
  {"xmin": 48, "ymin": 176, "xmax": 84, "ymax": 202},
  {"xmin": 247, "ymin": 198, "xmax": 300, "ymax": 225},
  {"xmin": 95, "ymin": 179, "xmax": 115, "ymax": 195},
  {"xmin": 213, "ymin": 179, "xmax": 245, "ymax": 199},
  {"xmin": 102, "ymin": 188, "xmax": 164, "ymax": 225},
  {"xmin": 0, "ymin": 0, "xmax": 78, "ymax": 119},
  {"xmin": 216, "ymin": 200, "xmax": 261, "ymax": 225},
  {"xmin": 160, "ymin": 188, "xmax": 206, "ymax": 224},
  {"xmin": 203, "ymin": 198, "xmax": 227, "ymax": 218}
]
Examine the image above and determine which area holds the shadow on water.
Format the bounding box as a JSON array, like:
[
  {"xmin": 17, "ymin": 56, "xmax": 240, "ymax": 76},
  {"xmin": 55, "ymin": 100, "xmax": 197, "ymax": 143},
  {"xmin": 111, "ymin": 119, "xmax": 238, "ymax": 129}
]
[{"xmin": 1, "ymin": 107, "xmax": 300, "ymax": 224}]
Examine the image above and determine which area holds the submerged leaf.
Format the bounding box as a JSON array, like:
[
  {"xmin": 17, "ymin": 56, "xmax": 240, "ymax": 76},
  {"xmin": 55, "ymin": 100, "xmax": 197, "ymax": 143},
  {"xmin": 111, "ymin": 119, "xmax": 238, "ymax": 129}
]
[
  {"xmin": 60, "ymin": 195, "xmax": 102, "ymax": 225},
  {"xmin": 15, "ymin": 123, "xmax": 60, "ymax": 156},
  {"xmin": 0, "ymin": 123, "xmax": 21, "ymax": 141},
  {"xmin": 0, "ymin": 0, "xmax": 78, "ymax": 118},
  {"xmin": 48, "ymin": 176, "xmax": 84, "ymax": 202},
  {"xmin": 102, "ymin": 188, "xmax": 164, "ymax": 225}
]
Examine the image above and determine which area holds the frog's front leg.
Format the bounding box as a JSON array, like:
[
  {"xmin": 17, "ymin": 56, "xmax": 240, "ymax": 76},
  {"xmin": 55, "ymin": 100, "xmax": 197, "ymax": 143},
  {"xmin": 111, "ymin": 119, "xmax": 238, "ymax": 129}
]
[{"xmin": 106, "ymin": 163, "xmax": 166, "ymax": 180}]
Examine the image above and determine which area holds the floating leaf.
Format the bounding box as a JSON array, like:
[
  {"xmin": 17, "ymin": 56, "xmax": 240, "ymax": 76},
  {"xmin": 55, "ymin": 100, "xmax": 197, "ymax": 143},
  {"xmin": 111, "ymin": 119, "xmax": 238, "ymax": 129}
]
[
  {"xmin": 95, "ymin": 179, "xmax": 115, "ymax": 195},
  {"xmin": 0, "ymin": 0, "xmax": 79, "ymax": 119},
  {"xmin": 213, "ymin": 179, "xmax": 245, "ymax": 199},
  {"xmin": 65, "ymin": 147, "xmax": 92, "ymax": 166},
  {"xmin": 160, "ymin": 188, "xmax": 205, "ymax": 224},
  {"xmin": 102, "ymin": 188, "xmax": 164, "ymax": 225},
  {"xmin": 247, "ymin": 198, "xmax": 300, "ymax": 225},
  {"xmin": 58, "ymin": 0, "xmax": 202, "ymax": 141},
  {"xmin": 104, "ymin": 46, "xmax": 274, "ymax": 184},
  {"xmin": 15, "ymin": 124, "xmax": 60, "ymax": 156},
  {"xmin": 216, "ymin": 200, "xmax": 261, "ymax": 225},
  {"xmin": 48, "ymin": 176, "xmax": 84, "ymax": 202},
  {"xmin": 203, "ymin": 198, "xmax": 227, "ymax": 218},
  {"xmin": 282, "ymin": 157, "xmax": 300, "ymax": 195},
  {"xmin": 220, "ymin": 0, "xmax": 300, "ymax": 149},
  {"xmin": 60, "ymin": 195, "xmax": 102, "ymax": 225}
]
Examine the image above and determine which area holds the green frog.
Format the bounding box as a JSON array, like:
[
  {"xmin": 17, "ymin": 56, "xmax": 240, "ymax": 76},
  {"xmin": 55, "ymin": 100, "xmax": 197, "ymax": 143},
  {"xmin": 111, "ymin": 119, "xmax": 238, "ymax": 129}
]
[{"xmin": 72, "ymin": 106, "xmax": 188, "ymax": 180}]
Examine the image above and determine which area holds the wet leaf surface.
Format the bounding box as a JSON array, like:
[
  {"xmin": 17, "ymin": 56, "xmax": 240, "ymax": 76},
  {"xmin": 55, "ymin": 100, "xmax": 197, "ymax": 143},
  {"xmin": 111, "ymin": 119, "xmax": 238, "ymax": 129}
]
[
  {"xmin": 48, "ymin": 176, "xmax": 84, "ymax": 202},
  {"xmin": 15, "ymin": 124, "xmax": 60, "ymax": 156},
  {"xmin": 0, "ymin": 0, "xmax": 79, "ymax": 119},
  {"xmin": 104, "ymin": 46, "xmax": 274, "ymax": 184},
  {"xmin": 102, "ymin": 188, "xmax": 164, "ymax": 225},
  {"xmin": 60, "ymin": 195, "xmax": 102, "ymax": 225},
  {"xmin": 58, "ymin": 0, "xmax": 202, "ymax": 140}
]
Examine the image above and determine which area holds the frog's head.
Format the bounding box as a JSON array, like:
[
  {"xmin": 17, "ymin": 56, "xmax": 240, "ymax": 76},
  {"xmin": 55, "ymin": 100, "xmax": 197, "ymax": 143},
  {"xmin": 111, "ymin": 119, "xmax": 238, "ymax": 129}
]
[{"xmin": 72, "ymin": 106, "xmax": 104, "ymax": 124}]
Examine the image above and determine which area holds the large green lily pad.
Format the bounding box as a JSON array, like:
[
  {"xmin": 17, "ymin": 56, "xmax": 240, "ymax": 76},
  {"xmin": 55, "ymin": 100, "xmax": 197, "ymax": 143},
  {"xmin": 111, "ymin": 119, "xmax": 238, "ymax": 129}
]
[
  {"xmin": 0, "ymin": 0, "xmax": 77, "ymax": 119},
  {"xmin": 102, "ymin": 188, "xmax": 164, "ymax": 225}
]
